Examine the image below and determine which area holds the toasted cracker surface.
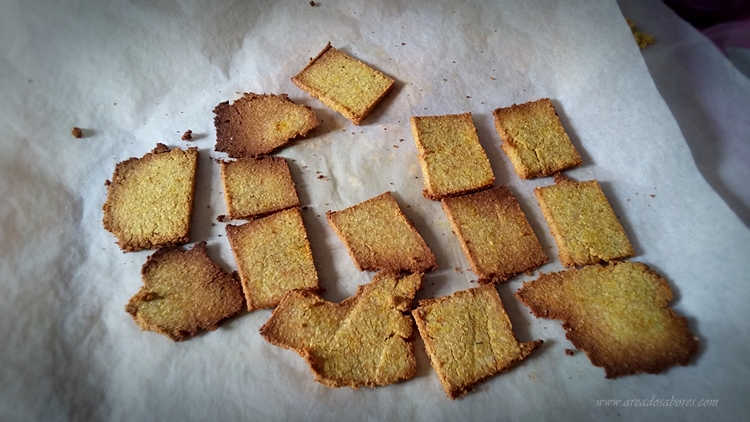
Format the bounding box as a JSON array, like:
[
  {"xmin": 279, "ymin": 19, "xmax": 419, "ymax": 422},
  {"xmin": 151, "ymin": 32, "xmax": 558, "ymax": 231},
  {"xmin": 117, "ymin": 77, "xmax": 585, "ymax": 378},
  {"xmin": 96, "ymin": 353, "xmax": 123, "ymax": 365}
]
[
  {"xmin": 219, "ymin": 156, "xmax": 299, "ymax": 220},
  {"xmin": 413, "ymin": 284, "xmax": 542, "ymax": 399},
  {"xmin": 125, "ymin": 242, "xmax": 244, "ymax": 341},
  {"xmin": 103, "ymin": 144, "xmax": 197, "ymax": 252},
  {"xmin": 214, "ymin": 93, "xmax": 318, "ymax": 158},
  {"xmin": 326, "ymin": 192, "xmax": 436, "ymax": 273},
  {"xmin": 516, "ymin": 261, "xmax": 698, "ymax": 378}
]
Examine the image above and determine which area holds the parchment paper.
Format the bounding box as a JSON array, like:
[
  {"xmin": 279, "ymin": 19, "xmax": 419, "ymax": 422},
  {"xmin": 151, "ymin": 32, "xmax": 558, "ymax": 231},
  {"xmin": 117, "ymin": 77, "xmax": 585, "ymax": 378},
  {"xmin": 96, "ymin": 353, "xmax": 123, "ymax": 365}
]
[{"xmin": 1, "ymin": 0, "xmax": 748, "ymax": 421}]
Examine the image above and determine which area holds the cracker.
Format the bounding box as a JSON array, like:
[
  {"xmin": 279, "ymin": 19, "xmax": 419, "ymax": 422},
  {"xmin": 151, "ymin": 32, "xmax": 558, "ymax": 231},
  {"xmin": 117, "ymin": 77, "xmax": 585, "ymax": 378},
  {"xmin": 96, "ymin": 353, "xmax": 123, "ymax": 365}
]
[
  {"xmin": 292, "ymin": 43, "xmax": 394, "ymax": 125},
  {"xmin": 412, "ymin": 284, "xmax": 543, "ymax": 399},
  {"xmin": 103, "ymin": 143, "xmax": 197, "ymax": 252},
  {"xmin": 125, "ymin": 242, "xmax": 244, "ymax": 341},
  {"xmin": 225, "ymin": 208, "xmax": 319, "ymax": 311},
  {"xmin": 410, "ymin": 113, "xmax": 495, "ymax": 200},
  {"xmin": 326, "ymin": 192, "xmax": 436, "ymax": 273},
  {"xmin": 442, "ymin": 186, "xmax": 548, "ymax": 283},
  {"xmin": 218, "ymin": 156, "xmax": 300, "ymax": 220},
  {"xmin": 260, "ymin": 271, "xmax": 422, "ymax": 388},
  {"xmin": 493, "ymin": 98, "xmax": 582, "ymax": 179},
  {"xmin": 515, "ymin": 261, "xmax": 699, "ymax": 378},
  {"xmin": 535, "ymin": 175, "xmax": 634, "ymax": 267},
  {"xmin": 214, "ymin": 92, "xmax": 318, "ymax": 158}
]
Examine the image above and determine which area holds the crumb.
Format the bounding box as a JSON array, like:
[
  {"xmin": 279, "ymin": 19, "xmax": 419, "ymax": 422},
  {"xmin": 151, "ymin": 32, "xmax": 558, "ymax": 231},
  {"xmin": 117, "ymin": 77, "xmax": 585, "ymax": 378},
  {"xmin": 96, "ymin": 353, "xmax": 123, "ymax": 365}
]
[
  {"xmin": 454, "ymin": 267, "xmax": 463, "ymax": 273},
  {"xmin": 104, "ymin": 180, "xmax": 111, "ymax": 187},
  {"xmin": 393, "ymin": 145, "xmax": 399, "ymax": 148},
  {"xmin": 317, "ymin": 174, "xmax": 325, "ymax": 179},
  {"xmin": 490, "ymin": 77, "xmax": 496, "ymax": 81},
  {"xmin": 626, "ymin": 18, "xmax": 655, "ymax": 49},
  {"xmin": 309, "ymin": 0, "xmax": 315, "ymax": 5},
  {"xmin": 181, "ymin": 130, "xmax": 193, "ymax": 141},
  {"xmin": 302, "ymin": 206, "xmax": 309, "ymax": 210},
  {"xmin": 217, "ymin": 215, "xmax": 228, "ymax": 223},
  {"xmin": 71, "ymin": 127, "xmax": 83, "ymax": 138},
  {"xmin": 565, "ymin": 349, "xmax": 575, "ymax": 356},
  {"xmin": 650, "ymin": 194, "xmax": 655, "ymax": 198}
]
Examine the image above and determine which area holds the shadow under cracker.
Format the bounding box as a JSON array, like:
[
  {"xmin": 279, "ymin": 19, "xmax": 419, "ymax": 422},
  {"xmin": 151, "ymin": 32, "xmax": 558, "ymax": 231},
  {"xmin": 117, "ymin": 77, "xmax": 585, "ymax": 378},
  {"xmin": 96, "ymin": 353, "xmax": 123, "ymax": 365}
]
[
  {"xmin": 360, "ymin": 79, "xmax": 405, "ymax": 126},
  {"xmin": 598, "ymin": 180, "xmax": 643, "ymax": 258},
  {"xmin": 189, "ymin": 147, "xmax": 216, "ymax": 246}
]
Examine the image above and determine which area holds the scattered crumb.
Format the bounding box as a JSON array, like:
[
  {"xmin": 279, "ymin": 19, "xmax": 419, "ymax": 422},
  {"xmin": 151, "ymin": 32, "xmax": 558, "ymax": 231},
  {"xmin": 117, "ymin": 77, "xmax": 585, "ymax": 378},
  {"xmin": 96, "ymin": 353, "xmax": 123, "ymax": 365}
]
[
  {"xmin": 490, "ymin": 77, "xmax": 496, "ymax": 81},
  {"xmin": 650, "ymin": 194, "xmax": 655, "ymax": 198},
  {"xmin": 565, "ymin": 349, "xmax": 575, "ymax": 356},
  {"xmin": 71, "ymin": 127, "xmax": 83, "ymax": 138},
  {"xmin": 181, "ymin": 130, "xmax": 193, "ymax": 141},
  {"xmin": 626, "ymin": 18, "xmax": 655, "ymax": 49},
  {"xmin": 454, "ymin": 267, "xmax": 463, "ymax": 273},
  {"xmin": 466, "ymin": 96, "xmax": 471, "ymax": 98},
  {"xmin": 309, "ymin": 0, "xmax": 315, "ymax": 6},
  {"xmin": 393, "ymin": 145, "xmax": 399, "ymax": 148},
  {"xmin": 399, "ymin": 139, "xmax": 404, "ymax": 142},
  {"xmin": 104, "ymin": 180, "xmax": 111, "ymax": 187},
  {"xmin": 302, "ymin": 206, "xmax": 309, "ymax": 210},
  {"xmin": 217, "ymin": 215, "xmax": 228, "ymax": 223}
]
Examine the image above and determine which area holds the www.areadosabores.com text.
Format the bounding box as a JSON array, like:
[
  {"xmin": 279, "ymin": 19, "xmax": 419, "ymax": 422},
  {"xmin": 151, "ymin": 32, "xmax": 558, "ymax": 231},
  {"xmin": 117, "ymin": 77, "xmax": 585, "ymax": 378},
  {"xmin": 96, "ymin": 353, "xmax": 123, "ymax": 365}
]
[{"xmin": 596, "ymin": 396, "xmax": 718, "ymax": 407}]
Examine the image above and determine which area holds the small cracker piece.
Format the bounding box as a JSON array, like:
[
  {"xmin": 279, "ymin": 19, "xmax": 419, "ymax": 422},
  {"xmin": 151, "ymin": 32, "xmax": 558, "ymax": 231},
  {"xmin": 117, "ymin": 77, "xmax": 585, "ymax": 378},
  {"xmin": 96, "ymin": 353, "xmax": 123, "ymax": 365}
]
[
  {"xmin": 260, "ymin": 271, "xmax": 422, "ymax": 388},
  {"xmin": 292, "ymin": 43, "xmax": 394, "ymax": 125},
  {"xmin": 412, "ymin": 284, "xmax": 543, "ymax": 399},
  {"xmin": 326, "ymin": 192, "xmax": 436, "ymax": 273},
  {"xmin": 214, "ymin": 92, "xmax": 318, "ymax": 158},
  {"xmin": 493, "ymin": 98, "xmax": 582, "ymax": 179},
  {"xmin": 218, "ymin": 156, "xmax": 300, "ymax": 220},
  {"xmin": 535, "ymin": 175, "xmax": 634, "ymax": 267},
  {"xmin": 442, "ymin": 186, "xmax": 548, "ymax": 283},
  {"xmin": 410, "ymin": 113, "xmax": 495, "ymax": 200},
  {"xmin": 515, "ymin": 261, "xmax": 699, "ymax": 378},
  {"xmin": 225, "ymin": 208, "xmax": 319, "ymax": 311},
  {"xmin": 103, "ymin": 144, "xmax": 197, "ymax": 252},
  {"xmin": 125, "ymin": 242, "xmax": 244, "ymax": 341}
]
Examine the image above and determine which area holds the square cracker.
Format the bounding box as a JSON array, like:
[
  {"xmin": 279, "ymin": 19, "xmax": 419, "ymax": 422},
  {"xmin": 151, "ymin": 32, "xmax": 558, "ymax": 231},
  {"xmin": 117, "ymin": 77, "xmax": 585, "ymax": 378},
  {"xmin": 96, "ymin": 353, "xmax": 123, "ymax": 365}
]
[
  {"xmin": 442, "ymin": 186, "xmax": 548, "ymax": 283},
  {"xmin": 412, "ymin": 284, "xmax": 543, "ymax": 399},
  {"xmin": 410, "ymin": 112, "xmax": 495, "ymax": 200},
  {"xmin": 535, "ymin": 175, "xmax": 634, "ymax": 267},
  {"xmin": 292, "ymin": 43, "xmax": 394, "ymax": 125},
  {"xmin": 493, "ymin": 98, "xmax": 582, "ymax": 179},
  {"xmin": 225, "ymin": 208, "xmax": 319, "ymax": 311},
  {"xmin": 326, "ymin": 192, "xmax": 436, "ymax": 273},
  {"xmin": 218, "ymin": 156, "xmax": 299, "ymax": 220}
]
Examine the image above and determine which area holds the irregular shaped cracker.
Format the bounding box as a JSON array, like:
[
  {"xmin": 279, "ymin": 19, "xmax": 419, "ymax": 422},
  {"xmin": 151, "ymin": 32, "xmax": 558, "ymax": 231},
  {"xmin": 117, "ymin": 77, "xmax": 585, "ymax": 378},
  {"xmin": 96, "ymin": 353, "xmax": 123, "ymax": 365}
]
[
  {"xmin": 442, "ymin": 186, "xmax": 548, "ymax": 283},
  {"xmin": 493, "ymin": 98, "xmax": 582, "ymax": 179},
  {"xmin": 410, "ymin": 113, "xmax": 495, "ymax": 200},
  {"xmin": 260, "ymin": 272, "xmax": 422, "ymax": 388},
  {"xmin": 125, "ymin": 242, "xmax": 244, "ymax": 341},
  {"xmin": 535, "ymin": 175, "xmax": 634, "ymax": 267},
  {"xmin": 225, "ymin": 208, "xmax": 319, "ymax": 311},
  {"xmin": 218, "ymin": 156, "xmax": 300, "ymax": 220},
  {"xmin": 326, "ymin": 192, "xmax": 436, "ymax": 273},
  {"xmin": 214, "ymin": 93, "xmax": 318, "ymax": 158},
  {"xmin": 413, "ymin": 284, "xmax": 542, "ymax": 399},
  {"xmin": 292, "ymin": 43, "xmax": 394, "ymax": 125},
  {"xmin": 103, "ymin": 144, "xmax": 197, "ymax": 252},
  {"xmin": 516, "ymin": 261, "xmax": 699, "ymax": 378}
]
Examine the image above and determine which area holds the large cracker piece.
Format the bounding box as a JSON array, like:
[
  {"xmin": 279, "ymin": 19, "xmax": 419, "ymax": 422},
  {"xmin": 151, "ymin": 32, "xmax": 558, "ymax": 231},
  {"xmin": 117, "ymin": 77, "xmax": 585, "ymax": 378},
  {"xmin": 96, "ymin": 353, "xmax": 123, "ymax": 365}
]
[
  {"xmin": 292, "ymin": 43, "xmax": 394, "ymax": 125},
  {"xmin": 218, "ymin": 156, "xmax": 300, "ymax": 220},
  {"xmin": 214, "ymin": 92, "xmax": 318, "ymax": 158},
  {"xmin": 326, "ymin": 192, "xmax": 437, "ymax": 273},
  {"xmin": 412, "ymin": 284, "xmax": 543, "ymax": 399},
  {"xmin": 535, "ymin": 175, "xmax": 634, "ymax": 267},
  {"xmin": 260, "ymin": 271, "xmax": 422, "ymax": 388},
  {"xmin": 516, "ymin": 262, "xmax": 699, "ymax": 378},
  {"xmin": 493, "ymin": 98, "xmax": 582, "ymax": 179},
  {"xmin": 125, "ymin": 242, "xmax": 244, "ymax": 341},
  {"xmin": 442, "ymin": 186, "xmax": 548, "ymax": 283},
  {"xmin": 103, "ymin": 143, "xmax": 197, "ymax": 252},
  {"xmin": 225, "ymin": 208, "xmax": 319, "ymax": 311},
  {"xmin": 410, "ymin": 112, "xmax": 495, "ymax": 200}
]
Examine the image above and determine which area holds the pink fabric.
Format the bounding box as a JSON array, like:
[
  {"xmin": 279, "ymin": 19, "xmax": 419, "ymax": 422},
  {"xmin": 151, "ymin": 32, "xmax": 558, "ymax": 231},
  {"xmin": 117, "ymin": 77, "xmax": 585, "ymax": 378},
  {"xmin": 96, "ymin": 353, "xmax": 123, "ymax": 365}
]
[{"xmin": 702, "ymin": 17, "xmax": 750, "ymax": 54}]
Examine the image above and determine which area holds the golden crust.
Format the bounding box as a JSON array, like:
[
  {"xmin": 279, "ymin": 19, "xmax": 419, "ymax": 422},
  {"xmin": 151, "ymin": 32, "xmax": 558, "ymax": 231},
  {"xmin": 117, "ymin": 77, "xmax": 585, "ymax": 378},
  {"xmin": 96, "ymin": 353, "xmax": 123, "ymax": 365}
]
[
  {"xmin": 259, "ymin": 271, "xmax": 422, "ymax": 389},
  {"xmin": 214, "ymin": 92, "xmax": 318, "ymax": 158},
  {"xmin": 292, "ymin": 43, "xmax": 394, "ymax": 125},
  {"xmin": 492, "ymin": 98, "xmax": 582, "ymax": 179},
  {"xmin": 535, "ymin": 175, "xmax": 634, "ymax": 267},
  {"xmin": 326, "ymin": 192, "xmax": 437, "ymax": 273},
  {"xmin": 124, "ymin": 242, "xmax": 244, "ymax": 341},
  {"xmin": 218, "ymin": 156, "xmax": 300, "ymax": 220},
  {"xmin": 225, "ymin": 208, "xmax": 319, "ymax": 311},
  {"xmin": 515, "ymin": 261, "xmax": 699, "ymax": 378},
  {"xmin": 410, "ymin": 113, "xmax": 495, "ymax": 200},
  {"xmin": 442, "ymin": 186, "xmax": 548, "ymax": 283},
  {"xmin": 412, "ymin": 285, "xmax": 543, "ymax": 399},
  {"xmin": 103, "ymin": 144, "xmax": 197, "ymax": 252}
]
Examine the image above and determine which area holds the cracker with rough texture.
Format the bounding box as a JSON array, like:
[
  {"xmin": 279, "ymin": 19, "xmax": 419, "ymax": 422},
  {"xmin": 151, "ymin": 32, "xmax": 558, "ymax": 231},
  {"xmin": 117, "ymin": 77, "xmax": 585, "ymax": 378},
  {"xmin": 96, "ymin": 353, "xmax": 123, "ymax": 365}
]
[
  {"xmin": 292, "ymin": 43, "xmax": 394, "ymax": 125},
  {"xmin": 412, "ymin": 284, "xmax": 542, "ymax": 399},
  {"xmin": 535, "ymin": 175, "xmax": 634, "ymax": 267},
  {"xmin": 125, "ymin": 242, "xmax": 244, "ymax": 341},
  {"xmin": 103, "ymin": 144, "xmax": 197, "ymax": 252},
  {"xmin": 410, "ymin": 113, "xmax": 495, "ymax": 200},
  {"xmin": 218, "ymin": 156, "xmax": 299, "ymax": 220},
  {"xmin": 225, "ymin": 208, "xmax": 319, "ymax": 311},
  {"xmin": 260, "ymin": 272, "xmax": 422, "ymax": 388},
  {"xmin": 515, "ymin": 261, "xmax": 698, "ymax": 378},
  {"xmin": 442, "ymin": 186, "xmax": 548, "ymax": 283},
  {"xmin": 493, "ymin": 98, "xmax": 582, "ymax": 179},
  {"xmin": 214, "ymin": 92, "xmax": 318, "ymax": 158},
  {"xmin": 326, "ymin": 192, "xmax": 436, "ymax": 273}
]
